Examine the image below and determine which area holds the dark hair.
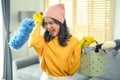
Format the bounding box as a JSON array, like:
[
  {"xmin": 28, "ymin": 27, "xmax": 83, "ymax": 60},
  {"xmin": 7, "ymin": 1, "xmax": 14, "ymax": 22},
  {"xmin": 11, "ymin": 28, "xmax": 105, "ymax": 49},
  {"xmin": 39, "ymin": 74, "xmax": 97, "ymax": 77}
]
[{"xmin": 42, "ymin": 18, "xmax": 72, "ymax": 46}]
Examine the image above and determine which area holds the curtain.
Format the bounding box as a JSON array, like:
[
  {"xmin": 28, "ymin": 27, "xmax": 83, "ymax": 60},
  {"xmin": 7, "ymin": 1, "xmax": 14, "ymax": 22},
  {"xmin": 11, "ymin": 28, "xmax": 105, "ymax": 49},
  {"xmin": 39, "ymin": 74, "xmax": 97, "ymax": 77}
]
[{"xmin": 2, "ymin": 0, "xmax": 12, "ymax": 80}]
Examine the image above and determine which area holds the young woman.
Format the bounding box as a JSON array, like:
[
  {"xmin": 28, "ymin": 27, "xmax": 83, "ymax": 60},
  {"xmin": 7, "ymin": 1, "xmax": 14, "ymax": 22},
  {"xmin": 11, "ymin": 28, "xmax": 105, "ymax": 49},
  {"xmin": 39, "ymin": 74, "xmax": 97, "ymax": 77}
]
[{"xmin": 28, "ymin": 3, "xmax": 81, "ymax": 80}]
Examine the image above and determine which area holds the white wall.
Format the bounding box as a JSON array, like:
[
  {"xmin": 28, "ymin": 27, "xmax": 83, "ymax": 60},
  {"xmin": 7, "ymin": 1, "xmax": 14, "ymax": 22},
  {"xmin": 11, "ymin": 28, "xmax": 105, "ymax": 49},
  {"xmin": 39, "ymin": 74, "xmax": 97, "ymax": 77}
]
[
  {"xmin": 113, "ymin": 0, "xmax": 120, "ymax": 39},
  {"xmin": 10, "ymin": 0, "xmax": 44, "ymax": 59}
]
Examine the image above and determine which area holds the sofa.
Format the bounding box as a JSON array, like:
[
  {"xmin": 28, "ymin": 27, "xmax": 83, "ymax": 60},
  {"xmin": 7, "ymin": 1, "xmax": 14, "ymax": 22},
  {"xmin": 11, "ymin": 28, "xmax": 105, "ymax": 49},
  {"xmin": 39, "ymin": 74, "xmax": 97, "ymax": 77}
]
[{"xmin": 12, "ymin": 50, "xmax": 120, "ymax": 80}]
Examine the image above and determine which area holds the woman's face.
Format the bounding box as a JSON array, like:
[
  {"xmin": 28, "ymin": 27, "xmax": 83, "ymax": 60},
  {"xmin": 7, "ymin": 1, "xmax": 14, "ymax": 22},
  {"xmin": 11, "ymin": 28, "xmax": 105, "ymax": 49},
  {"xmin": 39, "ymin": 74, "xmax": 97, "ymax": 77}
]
[{"xmin": 44, "ymin": 17, "xmax": 60, "ymax": 37}]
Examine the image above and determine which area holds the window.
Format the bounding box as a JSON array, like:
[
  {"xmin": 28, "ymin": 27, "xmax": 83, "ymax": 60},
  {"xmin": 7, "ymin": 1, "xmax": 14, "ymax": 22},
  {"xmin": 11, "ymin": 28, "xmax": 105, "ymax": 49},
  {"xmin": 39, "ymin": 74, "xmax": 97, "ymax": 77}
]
[{"xmin": 44, "ymin": 0, "xmax": 113, "ymax": 43}]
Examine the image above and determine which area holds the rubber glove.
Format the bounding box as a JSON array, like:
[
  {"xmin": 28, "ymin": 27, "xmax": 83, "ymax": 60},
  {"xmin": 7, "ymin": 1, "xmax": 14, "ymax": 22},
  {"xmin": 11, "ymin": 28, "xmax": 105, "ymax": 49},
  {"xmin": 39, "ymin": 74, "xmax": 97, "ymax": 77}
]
[
  {"xmin": 78, "ymin": 36, "xmax": 94, "ymax": 49},
  {"xmin": 33, "ymin": 11, "xmax": 43, "ymax": 25}
]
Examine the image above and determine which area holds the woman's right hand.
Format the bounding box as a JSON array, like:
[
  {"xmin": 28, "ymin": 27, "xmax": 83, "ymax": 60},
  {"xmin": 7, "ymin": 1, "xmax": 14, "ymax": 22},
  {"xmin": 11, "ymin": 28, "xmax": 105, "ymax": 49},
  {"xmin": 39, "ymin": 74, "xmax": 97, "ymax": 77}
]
[{"xmin": 33, "ymin": 11, "xmax": 43, "ymax": 25}]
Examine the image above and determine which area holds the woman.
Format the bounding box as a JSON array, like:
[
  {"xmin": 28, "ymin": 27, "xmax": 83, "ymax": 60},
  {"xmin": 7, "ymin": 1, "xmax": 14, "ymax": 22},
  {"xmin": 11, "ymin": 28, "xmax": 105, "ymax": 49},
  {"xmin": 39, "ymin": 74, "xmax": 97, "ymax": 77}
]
[{"xmin": 28, "ymin": 3, "xmax": 81, "ymax": 80}]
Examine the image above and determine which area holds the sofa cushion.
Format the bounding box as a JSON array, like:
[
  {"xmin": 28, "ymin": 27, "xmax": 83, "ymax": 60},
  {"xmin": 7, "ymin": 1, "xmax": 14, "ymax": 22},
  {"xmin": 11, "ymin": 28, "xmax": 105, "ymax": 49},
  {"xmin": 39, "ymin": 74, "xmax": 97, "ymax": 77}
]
[
  {"xmin": 103, "ymin": 50, "xmax": 120, "ymax": 80},
  {"xmin": 73, "ymin": 72, "xmax": 90, "ymax": 80},
  {"xmin": 15, "ymin": 55, "xmax": 39, "ymax": 69},
  {"xmin": 89, "ymin": 77, "xmax": 109, "ymax": 80},
  {"xmin": 17, "ymin": 64, "xmax": 42, "ymax": 80}
]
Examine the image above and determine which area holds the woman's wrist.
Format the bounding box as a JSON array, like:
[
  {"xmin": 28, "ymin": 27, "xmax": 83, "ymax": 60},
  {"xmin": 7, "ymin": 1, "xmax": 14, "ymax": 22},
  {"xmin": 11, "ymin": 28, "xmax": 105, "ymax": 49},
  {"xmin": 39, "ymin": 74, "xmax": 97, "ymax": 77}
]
[{"xmin": 35, "ymin": 22, "xmax": 41, "ymax": 27}]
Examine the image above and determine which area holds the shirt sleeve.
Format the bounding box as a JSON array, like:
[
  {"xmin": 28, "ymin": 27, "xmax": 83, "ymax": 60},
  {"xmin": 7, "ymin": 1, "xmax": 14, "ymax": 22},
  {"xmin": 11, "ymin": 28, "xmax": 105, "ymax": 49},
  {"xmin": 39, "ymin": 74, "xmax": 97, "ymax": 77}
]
[
  {"xmin": 28, "ymin": 25, "xmax": 44, "ymax": 57},
  {"xmin": 68, "ymin": 45, "xmax": 81, "ymax": 75}
]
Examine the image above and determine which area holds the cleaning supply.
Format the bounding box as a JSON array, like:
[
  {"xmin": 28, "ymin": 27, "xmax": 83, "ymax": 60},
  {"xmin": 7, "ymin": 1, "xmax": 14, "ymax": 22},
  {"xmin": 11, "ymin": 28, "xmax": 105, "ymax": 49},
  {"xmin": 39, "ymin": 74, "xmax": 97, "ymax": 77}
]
[
  {"xmin": 9, "ymin": 11, "xmax": 43, "ymax": 50},
  {"xmin": 101, "ymin": 41, "xmax": 116, "ymax": 51},
  {"xmin": 9, "ymin": 18, "xmax": 34, "ymax": 50},
  {"xmin": 78, "ymin": 36, "xmax": 94, "ymax": 49},
  {"xmin": 33, "ymin": 11, "xmax": 43, "ymax": 25}
]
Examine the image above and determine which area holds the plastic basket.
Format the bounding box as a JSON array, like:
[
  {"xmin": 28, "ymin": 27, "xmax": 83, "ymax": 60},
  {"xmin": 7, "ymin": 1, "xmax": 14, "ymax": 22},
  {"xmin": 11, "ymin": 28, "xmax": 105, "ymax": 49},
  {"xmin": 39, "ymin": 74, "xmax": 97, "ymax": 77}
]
[
  {"xmin": 79, "ymin": 40, "xmax": 107, "ymax": 77},
  {"xmin": 79, "ymin": 52, "xmax": 106, "ymax": 77}
]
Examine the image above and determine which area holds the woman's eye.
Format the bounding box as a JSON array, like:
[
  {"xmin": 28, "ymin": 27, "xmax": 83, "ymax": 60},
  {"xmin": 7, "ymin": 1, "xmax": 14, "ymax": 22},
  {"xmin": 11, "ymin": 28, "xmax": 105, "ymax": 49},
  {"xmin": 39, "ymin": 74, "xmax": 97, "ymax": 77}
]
[
  {"xmin": 44, "ymin": 22, "xmax": 47, "ymax": 25},
  {"xmin": 44, "ymin": 21, "xmax": 55, "ymax": 26},
  {"xmin": 49, "ymin": 22, "xmax": 54, "ymax": 25}
]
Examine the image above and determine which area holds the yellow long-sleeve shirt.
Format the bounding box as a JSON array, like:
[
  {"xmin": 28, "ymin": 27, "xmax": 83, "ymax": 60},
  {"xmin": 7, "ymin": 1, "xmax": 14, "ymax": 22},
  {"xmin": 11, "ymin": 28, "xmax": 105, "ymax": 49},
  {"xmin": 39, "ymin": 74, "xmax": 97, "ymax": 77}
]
[{"xmin": 28, "ymin": 26, "xmax": 81, "ymax": 76}]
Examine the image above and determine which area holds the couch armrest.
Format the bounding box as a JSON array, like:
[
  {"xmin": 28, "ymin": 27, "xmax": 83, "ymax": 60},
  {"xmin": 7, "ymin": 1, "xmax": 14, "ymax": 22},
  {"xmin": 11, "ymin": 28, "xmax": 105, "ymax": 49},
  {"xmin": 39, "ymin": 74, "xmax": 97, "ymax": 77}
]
[
  {"xmin": 12, "ymin": 55, "xmax": 39, "ymax": 80},
  {"xmin": 13, "ymin": 55, "xmax": 39, "ymax": 69}
]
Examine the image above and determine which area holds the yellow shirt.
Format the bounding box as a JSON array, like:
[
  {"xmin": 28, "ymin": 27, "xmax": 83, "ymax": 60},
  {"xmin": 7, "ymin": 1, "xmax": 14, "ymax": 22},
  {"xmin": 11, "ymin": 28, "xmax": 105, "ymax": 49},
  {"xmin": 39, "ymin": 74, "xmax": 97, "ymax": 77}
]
[{"xmin": 28, "ymin": 26, "xmax": 81, "ymax": 76}]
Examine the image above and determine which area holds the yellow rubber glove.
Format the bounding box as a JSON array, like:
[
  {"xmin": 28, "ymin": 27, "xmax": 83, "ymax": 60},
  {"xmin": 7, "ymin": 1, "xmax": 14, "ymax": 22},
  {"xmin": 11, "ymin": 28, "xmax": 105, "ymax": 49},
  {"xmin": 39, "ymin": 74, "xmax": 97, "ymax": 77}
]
[
  {"xmin": 33, "ymin": 11, "xmax": 43, "ymax": 25},
  {"xmin": 78, "ymin": 36, "xmax": 95, "ymax": 49}
]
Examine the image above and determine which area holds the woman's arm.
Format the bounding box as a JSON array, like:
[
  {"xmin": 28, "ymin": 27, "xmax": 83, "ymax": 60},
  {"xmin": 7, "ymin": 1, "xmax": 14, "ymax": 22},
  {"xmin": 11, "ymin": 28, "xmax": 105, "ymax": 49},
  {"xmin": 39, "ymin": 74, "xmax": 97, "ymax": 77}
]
[
  {"xmin": 28, "ymin": 12, "xmax": 43, "ymax": 47},
  {"xmin": 68, "ymin": 46, "xmax": 81, "ymax": 75},
  {"xmin": 28, "ymin": 24, "xmax": 41, "ymax": 47}
]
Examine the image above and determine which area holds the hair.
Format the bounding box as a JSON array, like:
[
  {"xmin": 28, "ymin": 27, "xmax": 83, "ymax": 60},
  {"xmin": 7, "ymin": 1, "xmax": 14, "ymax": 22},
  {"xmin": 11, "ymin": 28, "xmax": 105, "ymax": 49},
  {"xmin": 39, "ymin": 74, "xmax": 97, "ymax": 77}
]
[{"xmin": 42, "ymin": 18, "xmax": 72, "ymax": 46}]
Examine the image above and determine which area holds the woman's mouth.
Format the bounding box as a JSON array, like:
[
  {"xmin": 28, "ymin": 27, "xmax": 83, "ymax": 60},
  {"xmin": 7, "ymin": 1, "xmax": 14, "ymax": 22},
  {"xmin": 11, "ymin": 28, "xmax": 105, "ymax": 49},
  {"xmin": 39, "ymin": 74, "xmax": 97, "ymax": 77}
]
[{"xmin": 48, "ymin": 29, "xmax": 55, "ymax": 36}]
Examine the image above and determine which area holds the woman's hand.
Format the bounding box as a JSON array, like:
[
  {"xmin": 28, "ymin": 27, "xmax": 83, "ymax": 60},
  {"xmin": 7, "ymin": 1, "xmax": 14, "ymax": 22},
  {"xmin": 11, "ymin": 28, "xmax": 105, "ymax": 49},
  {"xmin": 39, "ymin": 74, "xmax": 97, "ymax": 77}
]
[{"xmin": 33, "ymin": 11, "xmax": 43, "ymax": 25}]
